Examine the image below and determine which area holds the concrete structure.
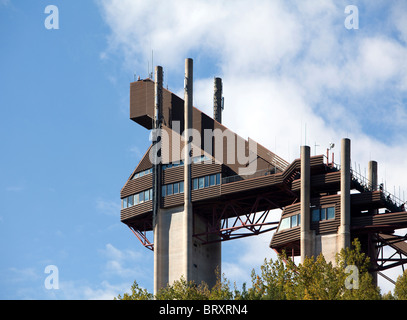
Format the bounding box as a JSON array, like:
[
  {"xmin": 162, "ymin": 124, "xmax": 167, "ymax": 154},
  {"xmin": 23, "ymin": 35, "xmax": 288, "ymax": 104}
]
[
  {"xmin": 213, "ymin": 77, "xmax": 222, "ymax": 123},
  {"xmin": 121, "ymin": 59, "xmax": 407, "ymax": 291},
  {"xmin": 152, "ymin": 59, "xmax": 221, "ymax": 294},
  {"xmin": 338, "ymin": 138, "xmax": 351, "ymax": 251},
  {"xmin": 300, "ymin": 145, "xmax": 313, "ymax": 262}
]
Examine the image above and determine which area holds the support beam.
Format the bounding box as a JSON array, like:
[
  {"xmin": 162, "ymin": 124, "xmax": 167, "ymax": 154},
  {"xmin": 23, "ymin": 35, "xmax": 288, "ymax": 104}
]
[
  {"xmin": 300, "ymin": 145, "xmax": 313, "ymax": 262},
  {"xmin": 153, "ymin": 66, "xmax": 163, "ymax": 295},
  {"xmin": 368, "ymin": 160, "xmax": 378, "ymax": 191},
  {"xmin": 184, "ymin": 58, "xmax": 193, "ymax": 281},
  {"xmin": 213, "ymin": 77, "xmax": 222, "ymax": 123},
  {"xmin": 339, "ymin": 138, "xmax": 351, "ymax": 250}
]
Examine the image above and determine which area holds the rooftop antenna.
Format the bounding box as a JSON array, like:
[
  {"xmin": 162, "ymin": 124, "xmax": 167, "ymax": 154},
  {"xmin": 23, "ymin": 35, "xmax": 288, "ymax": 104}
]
[
  {"xmin": 151, "ymin": 50, "xmax": 154, "ymax": 79},
  {"xmin": 314, "ymin": 142, "xmax": 319, "ymax": 156}
]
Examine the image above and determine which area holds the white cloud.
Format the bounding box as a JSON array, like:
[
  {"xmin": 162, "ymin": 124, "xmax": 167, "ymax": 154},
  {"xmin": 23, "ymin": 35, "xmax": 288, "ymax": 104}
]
[
  {"xmin": 53, "ymin": 279, "xmax": 131, "ymax": 300},
  {"xmin": 100, "ymin": 243, "xmax": 151, "ymax": 281},
  {"xmin": 96, "ymin": 198, "xmax": 121, "ymax": 216}
]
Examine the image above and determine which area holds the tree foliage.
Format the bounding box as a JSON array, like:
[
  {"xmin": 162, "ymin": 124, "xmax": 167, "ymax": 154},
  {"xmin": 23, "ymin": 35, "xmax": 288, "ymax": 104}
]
[
  {"xmin": 115, "ymin": 239, "xmax": 402, "ymax": 300},
  {"xmin": 394, "ymin": 270, "xmax": 407, "ymax": 300}
]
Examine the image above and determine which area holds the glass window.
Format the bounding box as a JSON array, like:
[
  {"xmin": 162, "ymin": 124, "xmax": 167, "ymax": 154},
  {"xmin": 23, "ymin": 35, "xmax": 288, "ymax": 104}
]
[
  {"xmin": 134, "ymin": 193, "xmax": 139, "ymax": 205},
  {"xmin": 193, "ymin": 178, "xmax": 198, "ymax": 190},
  {"xmin": 167, "ymin": 184, "xmax": 173, "ymax": 196},
  {"xmin": 311, "ymin": 208, "xmax": 320, "ymax": 222},
  {"xmin": 122, "ymin": 198, "xmax": 126, "ymax": 208},
  {"xmin": 320, "ymin": 208, "xmax": 326, "ymax": 220},
  {"xmin": 327, "ymin": 207, "xmax": 335, "ymax": 220},
  {"xmin": 173, "ymin": 182, "xmax": 179, "ymax": 194},
  {"xmin": 291, "ymin": 215, "xmax": 298, "ymax": 227},
  {"xmin": 144, "ymin": 190, "xmax": 150, "ymax": 201},
  {"xmin": 205, "ymin": 176, "xmax": 210, "ymax": 188},
  {"xmin": 216, "ymin": 173, "xmax": 221, "ymax": 185},
  {"xmin": 279, "ymin": 217, "xmax": 290, "ymax": 231},
  {"xmin": 149, "ymin": 189, "xmax": 153, "ymax": 200},
  {"xmin": 128, "ymin": 195, "xmax": 134, "ymax": 207},
  {"xmin": 180, "ymin": 181, "xmax": 184, "ymax": 193},
  {"xmin": 139, "ymin": 191, "xmax": 144, "ymax": 203},
  {"xmin": 209, "ymin": 174, "xmax": 215, "ymax": 186},
  {"xmin": 297, "ymin": 214, "xmax": 300, "ymax": 226},
  {"xmin": 198, "ymin": 177, "xmax": 205, "ymax": 189},
  {"xmin": 162, "ymin": 185, "xmax": 166, "ymax": 197}
]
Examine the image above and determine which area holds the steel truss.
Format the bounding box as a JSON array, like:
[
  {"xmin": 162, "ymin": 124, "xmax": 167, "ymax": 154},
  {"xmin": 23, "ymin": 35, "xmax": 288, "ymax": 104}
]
[
  {"xmin": 129, "ymin": 193, "xmax": 283, "ymax": 250},
  {"xmin": 193, "ymin": 194, "xmax": 281, "ymax": 244},
  {"xmin": 373, "ymin": 233, "xmax": 407, "ymax": 273}
]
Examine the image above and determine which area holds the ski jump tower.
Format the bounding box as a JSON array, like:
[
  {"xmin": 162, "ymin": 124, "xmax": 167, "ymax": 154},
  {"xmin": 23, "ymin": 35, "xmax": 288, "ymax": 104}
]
[{"xmin": 120, "ymin": 59, "xmax": 407, "ymax": 293}]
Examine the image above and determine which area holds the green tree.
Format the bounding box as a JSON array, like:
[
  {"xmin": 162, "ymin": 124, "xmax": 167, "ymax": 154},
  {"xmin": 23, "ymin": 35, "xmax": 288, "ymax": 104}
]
[
  {"xmin": 207, "ymin": 268, "xmax": 234, "ymax": 300},
  {"xmin": 336, "ymin": 239, "xmax": 381, "ymax": 300},
  {"xmin": 115, "ymin": 280, "xmax": 153, "ymax": 300},
  {"xmin": 394, "ymin": 270, "xmax": 407, "ymax": 300},
  {"xmin": 295, "ymin": 254, "xmax": 343, "ymax": 300},
  {"xmin": 115, "ymin": 239, "xmax": 383, "ymax": 300},
  {"xmin": 155, "ymin": 276, "xmax": 210, "ymax": 300}
]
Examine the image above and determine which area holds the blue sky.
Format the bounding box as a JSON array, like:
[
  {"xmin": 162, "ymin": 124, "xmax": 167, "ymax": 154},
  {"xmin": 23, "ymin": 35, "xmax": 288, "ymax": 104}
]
[{"xmin": 1, "ymin": 0, "xmax": 407, "ymax": 299}]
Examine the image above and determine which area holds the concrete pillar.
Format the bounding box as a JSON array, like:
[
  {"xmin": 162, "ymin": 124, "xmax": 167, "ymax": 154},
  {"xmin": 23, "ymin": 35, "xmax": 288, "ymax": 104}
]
[
  {"xmin": 183, "ymin": 58, "xmax": 193, "ymax": 281},
  {"xmin": 368, "ymin": 161, "xmax": 378, "ymax": 191},
  {"xmin": 338, "ymin": 138, "xmax": 351, "ymax": 250},
  {"xmin": 153, "ymin": 66, "xmax": 164, "ymax": 295},
  {"xmin": 213, "ymin": 77, "xmax": 222, "ymax": 123},
  {"xmin": 368, "ymin": 160, "xmax": 378, "ymax": 286},
  {"xmin": 300, "ymin": 145, "xmax": 313, "ymax": 263},
  {"xmin": 153, "ymin": 59, "xmax": 220, "ymax": 294},
  {"xmin": 153, "ymin": 65, "xmax": 163, "ymax": 220}
]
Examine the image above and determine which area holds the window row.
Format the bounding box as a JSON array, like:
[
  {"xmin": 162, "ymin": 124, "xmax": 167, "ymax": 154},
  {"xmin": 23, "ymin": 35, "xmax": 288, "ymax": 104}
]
[
  {"xmin": 162, "ymin": 181, "xmax": 184, "ymax": 197},
  {"xmin": 278, "ymin": 206, "xmax": 335, "ymax": 231},
  {"xmin": 122, "ymin": 188, "xmax": 153, "ymax": 208},
  {"xmin": 131, "ymin": 168, "xmax": 153, "ymax": 180},
  {"xmin": 192, "ymin": 173, "xmax": 221, "ymax": 190},
  {"xmin": 312, "ymin": 206, "xmax": 335, "ymax": 222},
  {"xmin": 122, "ymin": 173, "xmax": 221, "ymax": 208},
  {"xmin": 279, "ymin": 214, "xmax": 301, "ymax": 231},
  {"xmin": 161, "ymin": 155, "xmax": 212, "ymax": 170}
]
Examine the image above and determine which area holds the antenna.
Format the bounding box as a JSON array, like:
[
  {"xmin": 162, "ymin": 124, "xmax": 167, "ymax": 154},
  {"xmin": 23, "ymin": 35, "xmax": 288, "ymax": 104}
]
[
  {"xmin": 304, "ymin": 123, "xmax": 307, "ymax": 146},
  {"xmin": 151, "ymin": 50, "xmax": 154, "ymax": 79}
]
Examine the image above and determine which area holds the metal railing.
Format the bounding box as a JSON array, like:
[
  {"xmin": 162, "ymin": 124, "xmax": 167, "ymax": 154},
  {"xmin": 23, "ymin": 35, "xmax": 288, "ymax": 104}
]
[{"xmin": 350, "ymin": 167, "xmax": 405, "ymax": 211}]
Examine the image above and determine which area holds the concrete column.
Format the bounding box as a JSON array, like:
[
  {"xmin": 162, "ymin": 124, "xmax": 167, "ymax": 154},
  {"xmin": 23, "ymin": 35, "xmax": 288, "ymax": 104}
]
[
  {"xmin": 183, "ymin": 58, "xmax": 193, "ymax": 281},
  {"xmin": 368, "ymin": 160, "xmax": 378, "ymax": 286},
  {"xmin": 153, "ymin": 60, "xmax": 220, "ymax": 294},
  {"xmin": 339, "ymin": 138, "xmax": 351, "ymax": 250},
  {"xmin": 153, "ymin": 66, "xmax": 164, "ymax": 295},
  {"xmin": 153, "ymin": 65, "xmax": 163, "ymax": 221},
  {"xmin": 368, "ymin": 161, "xmax": 378, "ymax": 191},
  {"xmin": 300, "ymin": 145, "xmax": 313, "ymax": 263},
  {"xmin": 213, "ymin": 77, "xmax": 222, "ymax": 123}
]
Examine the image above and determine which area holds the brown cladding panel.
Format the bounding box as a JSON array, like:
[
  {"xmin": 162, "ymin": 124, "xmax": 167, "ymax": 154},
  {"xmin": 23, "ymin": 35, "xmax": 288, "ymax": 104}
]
[
  {"xmin": 130, "ymin": 80, "xmax": 154, "ymax": 129},
  {"xmin": 120, "ymin": 201, "xmax": 152, "ymax": 221},
  {"xmin": 270, "ymin": 227, "xmax": 300, "ymax": 248},
  {"xmin": 192, "ymin": 186, "xmax": 221, "ymax": 202},
  {"xmin": 162, "ymin": 166, "xmax": 184, "ymax": 185},
  {"xmin": 191, "ymin": 163, "xmax": 222, "ymax": 178},
  {"xmin": 162, "ymin": 193, "xmax": 184, "ymax": 208},
  {"xmin": 121, "ymin": 174, "xmax": 153, "ymax": 198}
]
